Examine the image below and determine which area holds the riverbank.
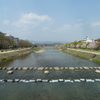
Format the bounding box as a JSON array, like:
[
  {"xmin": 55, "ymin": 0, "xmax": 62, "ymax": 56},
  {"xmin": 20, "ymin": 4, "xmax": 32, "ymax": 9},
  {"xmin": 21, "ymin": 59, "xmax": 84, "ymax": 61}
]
[
  {"xmin": 0, "ymin": 48, "xmax": 32, "ymax": 62},
  {"xmin": 58, "ymin": 48, "xmax": 100, "ymax": 63},
  {"xmin": 35, "ymin": 49, "xmax": 45, "ymax": 53}
]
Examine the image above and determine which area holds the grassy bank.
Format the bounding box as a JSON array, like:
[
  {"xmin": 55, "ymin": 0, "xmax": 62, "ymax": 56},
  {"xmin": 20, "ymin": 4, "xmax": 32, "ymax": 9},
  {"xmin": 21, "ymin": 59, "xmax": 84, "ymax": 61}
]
[
  {"xmin": 62, "ymin": 49, "xmax": 100, "ymax": 63},
  {"xmin": 31, "ymin": 46, "xmax": 44, "ymax": 52},
  {"xmin": 0, "ymin": 48, "xmax": 32, "ymax": 63},
  {"xmin": 63, "ymin": 50, "xmax": 90, "ymax": 59},
  {"xmin": 92, "ymin": 59, "xmax": 100, "ymax": 63},
  {"xmin": 32, "ymin": 48, "xmax": 40, "ymax": 51}
]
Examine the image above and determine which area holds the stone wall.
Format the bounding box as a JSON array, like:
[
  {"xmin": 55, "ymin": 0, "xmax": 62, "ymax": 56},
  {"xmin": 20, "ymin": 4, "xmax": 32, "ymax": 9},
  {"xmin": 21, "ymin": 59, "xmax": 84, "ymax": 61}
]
[
  {"xmin": 63, "ymin": 49, "xmax": 100, "ymax": 63},
  {"xmin": 0, "ymin": 48, "xmax": 32, "ymax": 62}
]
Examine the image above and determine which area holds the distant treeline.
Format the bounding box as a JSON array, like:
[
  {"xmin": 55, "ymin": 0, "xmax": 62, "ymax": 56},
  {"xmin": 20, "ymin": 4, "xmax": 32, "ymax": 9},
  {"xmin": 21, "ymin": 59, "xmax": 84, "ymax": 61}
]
[
  {"xmin": 0, "ymin": 31, "xmax": 33, "ymax": 49},
  {"xmin": 55, "ymin": 39, "xmax": 100, "ymax": 50}
]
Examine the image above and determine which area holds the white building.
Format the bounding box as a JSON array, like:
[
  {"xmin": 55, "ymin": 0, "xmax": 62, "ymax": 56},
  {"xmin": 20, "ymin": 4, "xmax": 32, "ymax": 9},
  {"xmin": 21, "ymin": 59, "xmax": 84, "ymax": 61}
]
[{"xmin": 82, "ymin": 36, "xmax": 94, "ymax": 43}]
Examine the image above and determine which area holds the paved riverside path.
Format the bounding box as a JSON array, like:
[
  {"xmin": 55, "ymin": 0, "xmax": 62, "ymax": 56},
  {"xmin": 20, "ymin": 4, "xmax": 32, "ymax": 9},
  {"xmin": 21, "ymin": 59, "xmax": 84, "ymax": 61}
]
[
  {"xmin": 67, "ymin": 48, "xmax": 100, "ymax": 55},
  {"xmin": 0, "ymin": 48, "xmax": 31, "ymax": 54}
]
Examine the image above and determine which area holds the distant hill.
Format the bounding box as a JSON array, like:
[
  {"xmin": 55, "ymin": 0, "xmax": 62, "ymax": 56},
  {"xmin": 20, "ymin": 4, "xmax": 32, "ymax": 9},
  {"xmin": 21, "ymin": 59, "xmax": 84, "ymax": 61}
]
[{"xmin": 30, "ymin": 40, "xmax": 68, "ymax": 45}]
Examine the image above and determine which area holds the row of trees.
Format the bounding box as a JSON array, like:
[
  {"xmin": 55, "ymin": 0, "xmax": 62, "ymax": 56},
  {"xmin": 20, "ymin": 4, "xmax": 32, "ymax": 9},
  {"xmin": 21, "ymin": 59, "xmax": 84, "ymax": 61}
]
[
  {"xmin": 0, "ymin": 31, "xmax": 33, "ymax": 49},
  {"xmin": 56, "ymin": 39, "xmax": 100, "ymax": 50}
]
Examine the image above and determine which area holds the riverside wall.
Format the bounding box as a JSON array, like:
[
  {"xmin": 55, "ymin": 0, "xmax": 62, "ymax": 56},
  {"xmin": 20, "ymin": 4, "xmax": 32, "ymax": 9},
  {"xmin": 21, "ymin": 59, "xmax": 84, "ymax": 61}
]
[
  {"xmin": 0, "ymin": 48, "xmax": 32, "ymax": 62},
  {"xmin": 61, "ymin": 49, "xmax": 100, "ymax": 63}
]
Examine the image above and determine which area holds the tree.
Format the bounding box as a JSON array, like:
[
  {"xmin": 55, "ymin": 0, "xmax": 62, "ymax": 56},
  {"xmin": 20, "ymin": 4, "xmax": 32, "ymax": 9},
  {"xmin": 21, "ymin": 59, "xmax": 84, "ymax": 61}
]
[
  {"xmin": 95, "ymin": 38, "xmax": 100, "ymax": 49},
  {"xmin": 72, "ymin": 41, "xmax": 78, "ymax": 48},
  {"xmin": 0, "ymin": 32, "xmax": 5, "ymax": 49}
]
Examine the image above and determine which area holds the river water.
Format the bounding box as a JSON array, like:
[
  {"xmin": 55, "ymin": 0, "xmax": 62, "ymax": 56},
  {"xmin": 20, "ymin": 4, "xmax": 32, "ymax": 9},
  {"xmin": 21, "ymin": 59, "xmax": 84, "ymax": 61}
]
[{"xmin": 0, "ymin": 48, "xmax": 100, "ymax": 100}]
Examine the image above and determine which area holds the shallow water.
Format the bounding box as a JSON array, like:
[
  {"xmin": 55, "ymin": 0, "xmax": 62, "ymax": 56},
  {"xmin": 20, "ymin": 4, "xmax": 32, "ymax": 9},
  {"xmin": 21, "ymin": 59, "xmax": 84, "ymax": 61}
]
[
  {"xmin": 0, "ymin": 82, "xmax": 100, "ymax": 100},
  {"xmin": 0, "ymin": 48, "xmax": 100, "ymax": 100}
]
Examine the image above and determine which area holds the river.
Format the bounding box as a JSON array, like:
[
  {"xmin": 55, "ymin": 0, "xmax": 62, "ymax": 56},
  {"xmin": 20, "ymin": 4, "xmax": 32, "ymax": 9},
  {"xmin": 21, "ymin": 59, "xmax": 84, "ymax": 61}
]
[{"xmin": 0, "ymin": 47, "xmax": 100, "ymax": 100}]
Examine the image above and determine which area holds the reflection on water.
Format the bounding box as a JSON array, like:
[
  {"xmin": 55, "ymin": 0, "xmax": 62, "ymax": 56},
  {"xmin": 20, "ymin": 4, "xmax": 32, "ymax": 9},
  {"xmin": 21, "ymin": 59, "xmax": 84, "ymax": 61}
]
[
  {"xmin": 0, "ymin": 53, "xmax": 31, "ymax": 67},
  {"xmin": 0, "ymin": 48, "xmax": 100, "ymax": 100},
  {"xmin": 0, "ymin": 70, "xmax": 100, "ymax": 79},
  {"xmin": 0, "ymin": 48, "xmax": 100, "ymax": 67},
  {"xmin": 0, "ymin": 83, "xmax": 100, "ymax": 100}
]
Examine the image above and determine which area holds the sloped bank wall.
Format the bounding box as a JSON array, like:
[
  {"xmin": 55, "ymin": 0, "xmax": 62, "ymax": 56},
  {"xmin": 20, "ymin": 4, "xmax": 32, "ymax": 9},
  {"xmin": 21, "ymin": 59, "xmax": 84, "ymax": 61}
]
[
  {"xmin": 62, "ymin": 49, "xmax": 100, "ymax": 63},
  {"xmin": 0, "ymin": 48, "xmax": 32, "ymax": 62}
]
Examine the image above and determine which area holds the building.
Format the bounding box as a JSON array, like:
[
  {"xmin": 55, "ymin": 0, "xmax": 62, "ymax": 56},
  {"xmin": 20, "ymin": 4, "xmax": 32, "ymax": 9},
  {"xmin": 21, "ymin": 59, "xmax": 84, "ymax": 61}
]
[
  {"xmin": 14, "ymin": 38, "xmax": 20, "ymax": 47},
  {"xmin": 5, "ymin": 34, "xmax": 14, "ymax": 39},
  {"xmin": 82, "ymin": 36, "xmax": 94, "ymax": 43},
  {"xmin": 5, "ymin": 34, "xmax": 20, "ymax": 47}
]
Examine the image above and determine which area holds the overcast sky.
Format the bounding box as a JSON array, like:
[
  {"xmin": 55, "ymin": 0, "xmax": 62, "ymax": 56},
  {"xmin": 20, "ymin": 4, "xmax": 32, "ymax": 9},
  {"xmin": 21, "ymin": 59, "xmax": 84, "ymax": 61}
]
[{"xmin": 0, "ymin": 0, "xmax": 100, "ymax": 42}]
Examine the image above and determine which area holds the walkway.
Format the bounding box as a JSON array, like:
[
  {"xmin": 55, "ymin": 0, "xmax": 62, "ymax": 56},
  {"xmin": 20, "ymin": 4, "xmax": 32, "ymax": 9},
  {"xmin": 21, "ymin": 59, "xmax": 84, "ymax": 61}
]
[{"xmin": 67, "ymin": 48, "xmax": 100, "ymax": 55}]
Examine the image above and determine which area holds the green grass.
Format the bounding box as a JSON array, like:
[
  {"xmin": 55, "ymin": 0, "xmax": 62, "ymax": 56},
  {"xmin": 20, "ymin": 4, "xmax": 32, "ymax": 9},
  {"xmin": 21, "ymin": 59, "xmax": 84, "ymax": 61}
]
[
  {"xmin": 75, "ymin": 54, "xmax": 90, "ymax": 59},
  {"xmin": 92, "ymin": 59, "xmax": 100, "ymax": 63},
  {"xmin": 62, "ymin": 50, "xmax": 90, "ymax": 60},
  {"xmin": 32, "ymin": 48, "xmax": 40, "ymax": 51}
]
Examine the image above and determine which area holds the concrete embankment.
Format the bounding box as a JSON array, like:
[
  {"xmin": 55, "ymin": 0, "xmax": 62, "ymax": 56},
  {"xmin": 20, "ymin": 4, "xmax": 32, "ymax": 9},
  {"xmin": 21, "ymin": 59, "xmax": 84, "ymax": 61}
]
[
  {"xmin": 0, "ymin": 48, "xmax": 32, "ymax": 62},
  {"xmin": 60, "ymin": 49, "xmax": 100, "ymax": 63}
]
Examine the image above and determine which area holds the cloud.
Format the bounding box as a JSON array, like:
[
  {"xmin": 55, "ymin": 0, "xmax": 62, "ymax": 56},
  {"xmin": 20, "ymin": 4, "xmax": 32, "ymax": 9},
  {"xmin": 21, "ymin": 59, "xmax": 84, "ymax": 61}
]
[
  {"xmin": 52, "ymin": 24, "xmax": 71, "ymax": 32},
  {"xmin": 43, "ymin": 27, "xmax": 49, "ymax": 30},
  {"xmin": 91, "ymin": 22, "xmax": 100, "ymax": 27},
  {"xmin": 78, "ymin": 19, "xmax": 82, "ymax": 22},
  {"xmin": 3, "ymin": 20, "xmax": 10, "ymax": 25},
  {"xmin": 73, "ymin": 23, "xmax": 83, "ymax": 30},
  {"xmin": 52, "ymin": 23, "xmax": 83, "ymax": 32},
  {"xmin": 12, "ymin": 13, "xmax": 52, "ymax": 28}
]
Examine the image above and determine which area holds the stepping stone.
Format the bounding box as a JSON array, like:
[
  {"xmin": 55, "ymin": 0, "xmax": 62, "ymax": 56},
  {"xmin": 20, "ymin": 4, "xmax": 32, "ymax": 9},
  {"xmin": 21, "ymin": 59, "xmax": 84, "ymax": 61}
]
[
  {"xmin": 95, "ymin": 79, "xmax": 100, "ymax": 81},
  {"xmin": 65, "ymin": 67, "xmax": 68, "ymax": 70},
  {"xmin": 74, "ymin": 79, "xmax": 81, "ymax": 82},
  {"xmin": 19, "ymin": 80, "xmax": 26, "ymax": 82},
  {"xmin": 18, "ymin": 67, "xmax": 22, "ymax": 70},
  {"xmin": 83, "ymin": 67, "xmax": 89, "ymax": 70},
  {"xmin": 58, "ymin": 79, "xmax": 64, "ymax": 82},
  {"xmin": 29, "ymin": 80, "xmax": 35, "ymax": 82},
  {"xmin": 38, "ymin": 67, "xmax": 44, "ymax": 71},
  {"xmin": 14, "ymin": 67, "xmax": 18, "ymax": 70},
  {"xmin": 97, "ymin": 67, "xmax": 100, "ymax": 69},
  {"xmin": 7, "ymin": 79, "xmax": 13, "ymax": 82},
  {"xmin": 93, "ymin": 67, "xmax": 98, "ymax": 69},
  {"xmin": 79, "ymin": 67, "xmax": 83, "ymax": 70},
  {"xmin": 64, "ymin": 79, "xmax": 73, "ymax": 83},
  {"xmin": 42, "ymin": 79, "xmax": 49, "ymax": 82},
  {"xmin": 69, "ymin": 67, "xmax": 75, "ymax": 70},
  {"xmin": 95, "ymin": 70, "xmax": 100, "ymax": 74},
  {"xmin": 29, "ymin": 67, "xmax": 33, "ymax": 70},
  {"xmin": 7, "ymin": 71, "xmax": 13, "ymax": 74},
  {"xmin": 86, "ymin": 79, "xmax": 94, "ymax": 82},
  {"xmin": 6, "ymin": 67, "xmax": 13, "ymax": 71},
  {"xmin": 75, "ymin": 67, "xmax": 79, "ymax": 70},
  {"xmin": 60, "ymin": 67, "xmax": 64, "ymax": 70},
  {"xmin": 44, "ymin": 70, "xmax": 49, "ymax": 74},
  {"xmin": 34, "ymin": 67, "xmax": 37, "ymax": 70},
  {"xmin": 49, "ymin": 67, "xmax": 53, "ymax": 70},
  {"xmin": 49, "ymin": 80, "xmax": 58, "ymax": 83},
  {"xmin": 22, "ymin": 67, "xmax": 29, "ymax": 71},
  {"xmin": 0, "ymin": 79, "xmax": 5, "ymax": 83},
  {"xmin": 45, "ymin": 67, "xmax": 48, "ymax": 70},
  {"xmin": 2, "ymin": 67, "xmax": 6, "ymax": 70},
  {"xmin": 89, "ymin": 67, "xmax": 94, "ymax": 69},
  {"xmin": 80, "ymin": 78, "xmax": 85, "ymax": 82},
  {"xmin": 25, "ymin": 80, "xmax": 29, "ymax": 83},
  {"xmin": 36, "ymin": 79, "xmax": 42, "ymax": 82},
  {"xmin": 15, "ymin": 79, "xmax": 20, "ymax": 82},
  {"xmin": 54, "ymin": 67, "xmax": 59, "ymax": 71}
]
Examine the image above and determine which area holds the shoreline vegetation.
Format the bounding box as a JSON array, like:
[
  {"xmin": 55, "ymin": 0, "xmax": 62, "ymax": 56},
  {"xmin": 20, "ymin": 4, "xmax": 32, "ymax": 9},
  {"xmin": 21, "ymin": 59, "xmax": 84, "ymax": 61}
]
[
  {"xmin": 55, "ymin": 39, "xmax": 100, "ymax": 63},
  {"xmin": 0, "ymin": 31, "xmax": 43, "ymax": 63},
  {"xmin": 0, "ymin": 46, "xmax": 44, "ymax": 63},
  {"xmin": 0, "ymin": 48, "xmax": 32, "ymax": 63},
  {"xmin": 55, "ymin": 48, "xmax": 100, "ymax": 63}
]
